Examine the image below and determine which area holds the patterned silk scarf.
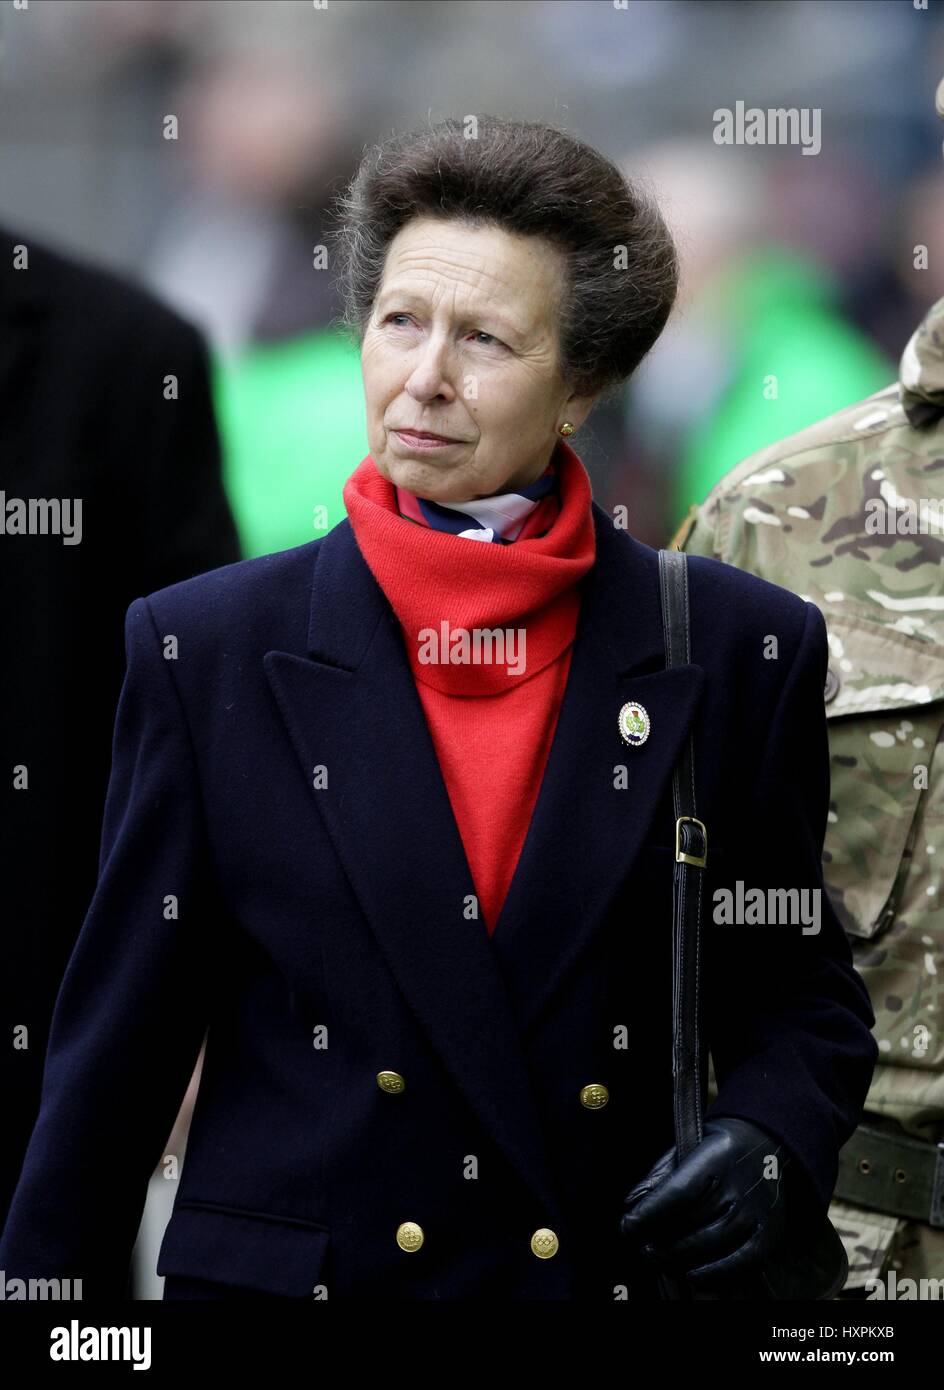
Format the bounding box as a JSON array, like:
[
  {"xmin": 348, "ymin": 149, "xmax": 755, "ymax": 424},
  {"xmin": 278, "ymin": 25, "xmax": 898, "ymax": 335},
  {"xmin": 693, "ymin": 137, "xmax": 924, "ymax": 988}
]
[{"xmin": 394, "ymin": 459, "xmax": 560, "ymax": 543}]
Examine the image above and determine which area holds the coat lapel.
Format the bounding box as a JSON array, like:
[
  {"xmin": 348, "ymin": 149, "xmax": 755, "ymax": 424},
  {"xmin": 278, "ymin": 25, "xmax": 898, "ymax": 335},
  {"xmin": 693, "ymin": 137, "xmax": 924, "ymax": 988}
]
[
  {"xmin": 264, "ymin": 504, "xmax": 704, "ymax": 1213},
  {"xmin": 264, "ymin": 521, "xmax": 564, "ymax": 1218},
  {"xmin": 488, "ymin": 510, "xmax": 705, "ymax": 1030}
]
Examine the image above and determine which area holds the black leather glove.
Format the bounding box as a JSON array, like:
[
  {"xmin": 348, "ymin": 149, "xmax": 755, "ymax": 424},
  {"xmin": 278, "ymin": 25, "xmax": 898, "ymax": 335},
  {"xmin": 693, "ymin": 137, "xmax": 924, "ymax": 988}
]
[{"xmin": 619, "ymin": 1117, "xmax": 792, "ymax": 1294}]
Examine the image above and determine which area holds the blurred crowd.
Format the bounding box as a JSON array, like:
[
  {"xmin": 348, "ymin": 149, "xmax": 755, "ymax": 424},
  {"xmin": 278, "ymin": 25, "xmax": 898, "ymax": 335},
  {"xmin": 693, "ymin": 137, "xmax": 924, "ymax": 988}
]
[{"xmin": 2, "ymin": 0, "xmax": 943, "ymax": 551}]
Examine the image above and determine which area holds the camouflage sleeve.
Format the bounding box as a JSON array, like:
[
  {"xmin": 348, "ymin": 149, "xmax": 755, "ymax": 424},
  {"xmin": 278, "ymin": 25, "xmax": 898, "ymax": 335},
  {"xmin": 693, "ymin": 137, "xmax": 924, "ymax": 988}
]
[
  {"xmin": 702, "ymin": 600, "xmax": 878, "ymax": 1217},
  {"xmin": 670, "ymin": 492, "xmax": 724, "ymax": 560}
]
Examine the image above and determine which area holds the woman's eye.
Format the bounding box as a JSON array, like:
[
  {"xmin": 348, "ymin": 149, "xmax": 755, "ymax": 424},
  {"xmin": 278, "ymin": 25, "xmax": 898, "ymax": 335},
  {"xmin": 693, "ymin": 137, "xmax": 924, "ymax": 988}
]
[
  {"xmin": 462, "ymin": 326, "xmax": 506, "ymax": 347},
  {"xmin": 382, "ymin": 315, "xmax": 503, "ymax": 348}
]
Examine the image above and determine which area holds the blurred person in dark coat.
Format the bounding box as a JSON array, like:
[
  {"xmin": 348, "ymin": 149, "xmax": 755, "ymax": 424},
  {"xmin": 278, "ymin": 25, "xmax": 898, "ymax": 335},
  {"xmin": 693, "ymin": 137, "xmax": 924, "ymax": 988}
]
[{"xmin": 0, "ymin": 224, "xmax": 241, "ymax": 1231}]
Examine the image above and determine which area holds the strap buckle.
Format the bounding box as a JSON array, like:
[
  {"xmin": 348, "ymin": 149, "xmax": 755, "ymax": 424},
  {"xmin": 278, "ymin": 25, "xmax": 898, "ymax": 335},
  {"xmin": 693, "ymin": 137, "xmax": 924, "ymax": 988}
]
[{"xmin": 675, "ymin": 816, "xmax": 708, "ymax": 869}]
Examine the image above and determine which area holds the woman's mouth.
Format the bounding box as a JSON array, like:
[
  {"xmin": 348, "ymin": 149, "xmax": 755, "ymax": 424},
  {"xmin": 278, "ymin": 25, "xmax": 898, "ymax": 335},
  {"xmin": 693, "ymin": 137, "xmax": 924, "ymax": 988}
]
[{"xmin": 393, "ymin": 429, "xmax": 463, "ymax": 450}]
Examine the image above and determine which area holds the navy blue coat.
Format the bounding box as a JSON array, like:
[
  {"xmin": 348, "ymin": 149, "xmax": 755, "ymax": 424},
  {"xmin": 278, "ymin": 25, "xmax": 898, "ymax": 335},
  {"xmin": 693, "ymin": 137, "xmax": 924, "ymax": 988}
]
[{"xmin": 0, "ymin": 501, "xmax": 877, "ymax": 1300}]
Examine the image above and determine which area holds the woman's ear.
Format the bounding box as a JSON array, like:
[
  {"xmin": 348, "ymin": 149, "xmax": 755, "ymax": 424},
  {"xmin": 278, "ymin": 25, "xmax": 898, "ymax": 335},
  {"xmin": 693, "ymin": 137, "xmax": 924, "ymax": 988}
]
[{"xmin": 562, "ymin": 389, "xmax": 602, "ymax": 433}]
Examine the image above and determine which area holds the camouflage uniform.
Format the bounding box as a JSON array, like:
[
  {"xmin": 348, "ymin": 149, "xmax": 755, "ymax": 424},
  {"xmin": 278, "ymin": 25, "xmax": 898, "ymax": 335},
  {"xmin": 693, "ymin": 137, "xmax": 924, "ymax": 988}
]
[{"xmin": 674, "ymin": 295, "xmax": 944, "ymax": 1295}]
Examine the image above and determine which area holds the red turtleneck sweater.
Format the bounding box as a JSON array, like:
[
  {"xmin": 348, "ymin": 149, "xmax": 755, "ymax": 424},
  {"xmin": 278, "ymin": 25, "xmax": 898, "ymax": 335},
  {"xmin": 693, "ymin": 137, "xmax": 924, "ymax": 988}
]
[{"xmin": 343, "ymin": 441, "xmax": 596, "ymax": 935}]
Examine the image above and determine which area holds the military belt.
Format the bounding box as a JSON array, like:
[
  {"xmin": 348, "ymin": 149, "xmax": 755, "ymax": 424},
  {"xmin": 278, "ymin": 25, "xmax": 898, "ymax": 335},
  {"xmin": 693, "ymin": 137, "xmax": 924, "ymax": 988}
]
[{"xmin": 835, "ymin": 1123, "xmax": 944, "ymax": 1228}]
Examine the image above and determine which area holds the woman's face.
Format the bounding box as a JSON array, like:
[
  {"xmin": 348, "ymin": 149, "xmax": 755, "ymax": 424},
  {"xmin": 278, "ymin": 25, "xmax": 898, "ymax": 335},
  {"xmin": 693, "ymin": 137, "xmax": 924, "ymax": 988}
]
[{"xmin": 360, "ymin": 216, "xmax": 596, "ymax": 503}]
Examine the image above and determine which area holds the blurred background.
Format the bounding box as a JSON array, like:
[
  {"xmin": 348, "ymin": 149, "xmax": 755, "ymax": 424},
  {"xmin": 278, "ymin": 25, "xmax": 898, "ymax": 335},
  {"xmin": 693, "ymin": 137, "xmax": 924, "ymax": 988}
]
[
  {"xmin": 2, "ymin": 0, "xmax": 943, "ymax": 1296},
  {"xmin": 4, "ymin": 0, "xmax": 943, "ymax": 551}
]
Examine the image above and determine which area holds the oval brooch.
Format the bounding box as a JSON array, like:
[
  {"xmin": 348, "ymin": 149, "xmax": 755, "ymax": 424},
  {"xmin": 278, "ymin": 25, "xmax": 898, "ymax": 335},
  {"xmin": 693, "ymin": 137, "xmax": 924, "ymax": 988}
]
[{"xmin": 618, "ymin": 700, "xmax": 651, "ymax": 748}]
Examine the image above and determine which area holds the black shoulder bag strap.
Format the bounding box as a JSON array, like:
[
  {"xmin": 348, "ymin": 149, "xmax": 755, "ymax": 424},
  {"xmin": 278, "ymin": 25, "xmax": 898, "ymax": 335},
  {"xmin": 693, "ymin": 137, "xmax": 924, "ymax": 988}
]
[
  {"xmin": 658, "ymin": 547, "xmax": 707, "ymax": 1162},
  {"xmin": 654, "ymin": 548, "xmax": 848, "ymax": 1302},
  {"xmin": 654, "ymin": 547, "xmax": 707, "ymax": 1303}
]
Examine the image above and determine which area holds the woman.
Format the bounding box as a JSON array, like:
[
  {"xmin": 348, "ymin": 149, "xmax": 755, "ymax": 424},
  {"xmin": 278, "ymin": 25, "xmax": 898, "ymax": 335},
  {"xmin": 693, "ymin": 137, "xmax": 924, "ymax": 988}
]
[{"xmin": 0, "ymin": 116, "xmax": 876, "ymax": 1302}]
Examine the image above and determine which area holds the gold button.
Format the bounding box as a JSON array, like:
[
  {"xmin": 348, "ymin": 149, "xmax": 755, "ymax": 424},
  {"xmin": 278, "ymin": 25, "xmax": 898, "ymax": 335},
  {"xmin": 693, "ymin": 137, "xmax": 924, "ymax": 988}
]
[
  {"xmin": 530, "ymin": 1228, "xmax": 559, "ymax": 1259},
  {"xmin": 579, "ymin": 1083, "xmax": 609, "ymax": 1110},
  {"xmin": 377, "ymin": 1070, "xmax": 406, "ymax": 1094},
  {"xmin": 396, "ymin": 1221, "xmax": 424, "ymax": 1252}
]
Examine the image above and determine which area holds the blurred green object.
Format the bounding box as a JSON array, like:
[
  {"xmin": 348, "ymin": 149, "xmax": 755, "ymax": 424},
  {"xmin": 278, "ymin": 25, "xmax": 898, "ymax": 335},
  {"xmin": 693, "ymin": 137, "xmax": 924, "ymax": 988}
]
[
  {"xmin": 674, "ymin": 247, "xmax": 894, "ymax": 523},
  {"xmin": 211, "ymin": 330, "xmax": 367, "ymax": 559}
]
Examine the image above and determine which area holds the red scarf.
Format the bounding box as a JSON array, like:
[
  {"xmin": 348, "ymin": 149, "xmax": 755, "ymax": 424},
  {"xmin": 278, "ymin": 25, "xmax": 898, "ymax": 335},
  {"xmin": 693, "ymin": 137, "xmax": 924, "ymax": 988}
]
[{"xmin": 343, "ymin": 440, "xmax": 597, "ymax": 932}]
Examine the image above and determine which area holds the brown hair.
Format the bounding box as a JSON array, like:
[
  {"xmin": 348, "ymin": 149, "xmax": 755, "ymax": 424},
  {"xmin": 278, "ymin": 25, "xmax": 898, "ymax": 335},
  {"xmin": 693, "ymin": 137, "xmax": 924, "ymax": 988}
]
[{"xmin": 329, "ymin": 115, "xmax": 678, "ymax": 402}]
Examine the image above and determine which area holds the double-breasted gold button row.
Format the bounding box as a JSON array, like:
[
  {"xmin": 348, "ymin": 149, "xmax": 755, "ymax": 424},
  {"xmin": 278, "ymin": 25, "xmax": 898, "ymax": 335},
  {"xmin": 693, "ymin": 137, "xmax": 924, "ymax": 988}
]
[
  {"xmin": 377, "ymin": 1072, "xmax": 609, "ymax": 1109},
  {"xmin": 377, "ymin": 1073, "xmax": 609, "ymax": 1262},
  {"xmin": 394, "ymin": 1222, "xmax": 560, "ymax": 1259}
]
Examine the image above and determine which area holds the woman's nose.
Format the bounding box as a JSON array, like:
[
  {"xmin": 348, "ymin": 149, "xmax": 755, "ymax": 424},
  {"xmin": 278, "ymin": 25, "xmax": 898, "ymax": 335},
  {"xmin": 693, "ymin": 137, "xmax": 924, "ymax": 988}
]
[{"xmin": 404, "ymin": 335, "xmax": 456, "ymax": 401}]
